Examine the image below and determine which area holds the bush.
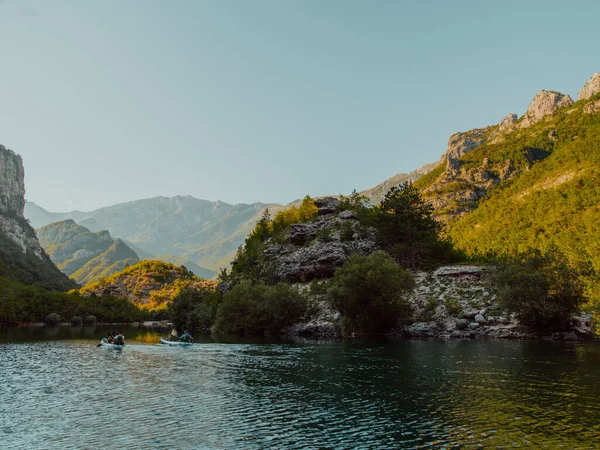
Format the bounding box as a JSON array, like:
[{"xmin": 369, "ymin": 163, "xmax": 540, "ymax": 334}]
[
  {"xmin": 489, "ymin": 251, "xmax": 584, "ymax": 331},
  {"xmin": 327, "ymin": 251, "xmax": 415, "ymax": 335},
  {"xmin": 214, "ymin": 281, "xmax": 308, "ymax": 336},
  {"xmin": 70, "ymin": 315, "xmax": 83, "ymax": 326},
  {"xmin": 44, "ymin": 313, "xmax": 61, "ymax": 325},
  {"xmin": 83, "ymin": 315, "xmax": 97, "ymax": 325},
  {"xmin": 444, "ymin": 297, "xmax": 463, "ymax": 316},
  {"xmin": 170, "ymin": 286, "xmax": 220, "ymax": 333}
]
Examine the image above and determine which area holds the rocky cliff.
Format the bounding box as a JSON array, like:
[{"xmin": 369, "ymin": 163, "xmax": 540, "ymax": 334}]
[
  {"xmin": 0, "ymin": 145, "xmax": 76, "ymax": 290},
  {"xmin": 36, "ymin": 219, "xmax": 139, "ymax": 285},
  {"xmin": 518, "ymin": 90, "xmax": 574, "ymax": 129},
  {"xmin": 578, "ymin": 72, "xmax": 600, "ymax": 100}
]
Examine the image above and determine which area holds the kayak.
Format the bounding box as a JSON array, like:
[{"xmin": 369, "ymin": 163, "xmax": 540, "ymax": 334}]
[
  {"xmin": 160, "ymin": 337, "xmax": 193, "ymax": 346},
  {"xmin": 101, "ymin": 338, "xmax": 125, "ymax": 348}
]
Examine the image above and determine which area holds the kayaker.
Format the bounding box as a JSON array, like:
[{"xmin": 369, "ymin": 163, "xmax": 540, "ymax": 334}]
[
  {"xmin": 114, "ymin": 330, "xmax": 125, "ymax": 346},
  {"xmin": 168, "ymin": 329, "xmax": 179, "ymax": 342},
  {"xmin": 106, "ymin": 333, "xmax": 113, "ymax": 343},
  {"xmin": 179, "ymin": 331, "xmax": 194, "ymax": 343}
]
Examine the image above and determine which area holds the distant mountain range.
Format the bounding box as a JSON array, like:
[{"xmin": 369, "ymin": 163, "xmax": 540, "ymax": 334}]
[{"xmin": 26, "ymin": 196, "xmax": 285, "ymax": 272}]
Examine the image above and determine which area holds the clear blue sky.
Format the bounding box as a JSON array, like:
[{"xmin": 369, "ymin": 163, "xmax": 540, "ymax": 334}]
[{"xmin": 1, "ymin": 0, "xmax": 598, "ymax": 212}]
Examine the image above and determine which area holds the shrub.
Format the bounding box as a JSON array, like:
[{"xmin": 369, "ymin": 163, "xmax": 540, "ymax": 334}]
[
  {"xmin": 214, "ymin": 281, "xmax": 308, "ymax": 336},
  {"xmin": 327, "ymin": 251, "xmax": 415, "ymax": 335},
  {"xmin": 444, "ymin": 297, "xmax": 463, "ymax": 316},
  {"xmin": 83, "ymin": 315, "xmax": 97, "ymax": 325},
  {"xmin": 489, "ymin": 251, "xmax": 584, "ymax": 331},
  {"xmin": 70, "ymin": 315, "xmax": 83, "ymax": 326},
  {"xmin": 170, "ymin": 286, "xmax": 220, "ymax": 333},
  {"xmin": 44, "ymin": 313, "xmax": 61, "ymax": 325}
]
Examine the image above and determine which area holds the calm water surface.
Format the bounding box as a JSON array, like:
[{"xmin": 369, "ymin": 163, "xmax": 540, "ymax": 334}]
[{"xmin": 1, "ymin": 326, "xmax": 600, "ymax": 449}]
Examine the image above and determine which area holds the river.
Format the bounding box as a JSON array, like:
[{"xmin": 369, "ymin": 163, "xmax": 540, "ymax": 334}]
[{"xmin": 1, "ymin": 326, "xmax": 600, "ymax": 449}]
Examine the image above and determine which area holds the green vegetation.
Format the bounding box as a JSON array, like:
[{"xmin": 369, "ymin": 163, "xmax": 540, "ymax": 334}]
[
  {"xmin": 36, "ymin": 220, "xmax": 139, "ymax": 285},
  {"xmin": 326, "ymin": 251, "xmax": 415, "ymax": 335},
  {"xmin": 377, "ymin": 182, "xmax": 459, "ymax": 268},
  {"xmin": 489, "ymin": 250, "xmax": 585, "ymax": 331},
  {"xmin": 214, "ymin": 281, "xmax": 308, "ymax": 336},
  {"xmin": 170, "ymin": 285, "xmax": 221, "ymax": 333},
  {"xmin": 0, "ymin": 276, "xmax": 147, "ymax": 324}
]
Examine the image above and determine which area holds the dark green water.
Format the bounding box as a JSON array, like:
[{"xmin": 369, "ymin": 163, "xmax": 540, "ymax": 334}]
[{"xmin": 1, "ymin": 327, "xmax": 600, "ymax": 449}]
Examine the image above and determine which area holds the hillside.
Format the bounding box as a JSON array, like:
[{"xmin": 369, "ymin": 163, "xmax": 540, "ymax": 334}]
[
  {"xmin": 25, "ymin": 197, "xmax": 284, "ymax": 271},
  {"xmin": 36, "ymin": 219, "xmax": 139, "ymax": 285},
  {"xmin": 80, "ymin": 260, "xmax": 216, "ymax": 309},
  {"xmin": 412, "ymin": 72, "xmax": 600, "ymax": 297},
  {"xmin": 0, "ymin": 145, "xmax": 76, "ymax": 291}
]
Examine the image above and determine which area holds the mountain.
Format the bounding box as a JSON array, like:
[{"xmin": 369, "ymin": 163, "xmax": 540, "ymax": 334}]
[
  {"xmin": 411, "ymin": 71, "xmax": 600, "ymax": 294},
  {"xmin": 36, "ymin": 219, "xmax": 139, "ymax": 285},
  {"xmin": 25, "ymin": 197, "xmax": 284, "ymax": 271},
  {"xmin": 0, "ymin": 145, "xmax": 76, "ymax": 291}
]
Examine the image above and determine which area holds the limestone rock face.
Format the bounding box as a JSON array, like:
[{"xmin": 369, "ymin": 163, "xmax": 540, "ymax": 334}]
[
  {"xmin": 262, "ymin": 211, "xmax": 378, "ymax": 282},
  {"xmin": 0, "ymin": 145, "xmax": 26, "ymax": 217},
  {"xmin": 498, "ymin": 113, "xmax": 518, "ymax": 131},
  {"xmin": 519, "ymin": 90, "xmax": 573, "ymax": 128},
  {"xmin": 442, "ymin": 127, "xmax": 491, "ymax": 162},
  {"xmin": 578, "ymin": 72, "xmax": 600, "ymax": 100}
]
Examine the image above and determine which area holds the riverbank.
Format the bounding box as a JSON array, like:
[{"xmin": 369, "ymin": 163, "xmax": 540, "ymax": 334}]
[{"xmin": 286, "ymin": 265, "xmax": 595, "ymax": 341}]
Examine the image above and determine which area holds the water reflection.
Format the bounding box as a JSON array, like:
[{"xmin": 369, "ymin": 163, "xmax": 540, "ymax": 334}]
[{"xmin": 1, "ymin": 328, "xmax": 600, "ymax": 448}]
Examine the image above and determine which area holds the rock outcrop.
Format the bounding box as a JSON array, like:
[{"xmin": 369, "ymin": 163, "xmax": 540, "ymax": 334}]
[
  {"xmin": 0, "ymin": 145, "xmax": 26, "ymax": 217},
  {"xmin": 0, "ymin": 145, "xmax": 76, "ymax": 290},
  {"xmin": 442, "ymin": 126, "xmax": 493, "ymax": 162},
  {"xmin": 518, "ymin": 90, "xmax": 573, "ymax": 128},
  {"xmin": 578, "ymin": 72, "xmax": 600, "ymax": 100},
  {"xmin": 584, "ymin": 99, "xmax": 600, "ymax": 114},
  {"xmin": 261, "ymin": 199, "xmax": 379, "ymax": 282}
]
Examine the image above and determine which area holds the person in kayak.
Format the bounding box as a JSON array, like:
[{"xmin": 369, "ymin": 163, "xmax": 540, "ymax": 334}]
[
  {"xmin": 168, "ymin": 329, "xmax": 179, "ymax": 342},
  {"xmin": 179, "ymin": 331, "xmax": 194, "ymax": 343},
  {"xmin": 106, "ymin": 333, "xmax": 113, "ymax": 343},
  {"xmin": 114, "ymin": 331, "xmax": 125, "ymax": 346}
]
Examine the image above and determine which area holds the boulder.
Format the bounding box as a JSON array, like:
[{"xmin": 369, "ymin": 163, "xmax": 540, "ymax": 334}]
[
  {"xmin": 455, "ymin": 318, "xmax": 469, "ymax": 330},
  {"xmin": 474, "ymin": 314, "xmax": 486, "ymax": 324},
  {"xmin": 469, "ymin": 322, "xmax": 480, "ymax": 330},
  {"xmin": 338, "ymin": 210, "xmax": 356, "ymax": 220},
  {"xmin": 578, "ymin": 72, "xmax": 600, "ymax": 100},
  {"xmin": 563, "ymin": 331, "xmax": 578, "ymax": 341},
  {"xmin": 518, "ymin": 90, "xmax": 573, "ymax": 128},
  {"xmin": 314, "ymin": 197, "xmax": 340, "ymax": 215}
]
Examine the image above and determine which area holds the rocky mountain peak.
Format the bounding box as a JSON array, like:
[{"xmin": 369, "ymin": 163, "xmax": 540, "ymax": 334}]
[
  {"xmin": 519, "ymin": 90, "xmax": 573, "ymax": 129},
  {"xmin": 578, "ymin": 72, "xmax": 600, "ymax": 101},
  {"xmin": 0, "ymin": 145, "xmax": 26, "ymax": 217},
  {"xmin": 498, "ymin": 113, "xmax": 518, "ymax": 131},
  {"xmin": 442, "ymin": 127, "xmax": 492, "ymax": 162}
]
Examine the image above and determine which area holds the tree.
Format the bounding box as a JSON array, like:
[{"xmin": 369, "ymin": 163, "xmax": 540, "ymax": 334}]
[
  {"xmin": 376, "ymin": 182, "xmax": 452, "ymax": 268},
  {"xmin": 327, "ymin": 251, "xmax": 415, "ymax": 335}
]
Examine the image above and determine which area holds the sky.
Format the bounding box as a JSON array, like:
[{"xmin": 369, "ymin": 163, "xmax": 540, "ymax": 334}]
[{"xmin": 1, "ymin": 0, "xmax": 599, "ymax": 212}]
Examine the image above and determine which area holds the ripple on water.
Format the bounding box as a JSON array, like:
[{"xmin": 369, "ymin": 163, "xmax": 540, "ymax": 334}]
[{"xmin": 1, "ymin": 338, "xmax": 600, "ymax": 448}]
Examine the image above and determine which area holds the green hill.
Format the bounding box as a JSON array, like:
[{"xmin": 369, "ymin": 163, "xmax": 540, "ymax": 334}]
[
  {"xmin": 409, "ymin": 74, "xmax": 600, "ymax": 300},
  {"xmin": 37, "ymin": 219, "xmax": 139, "ymax": 285}
]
